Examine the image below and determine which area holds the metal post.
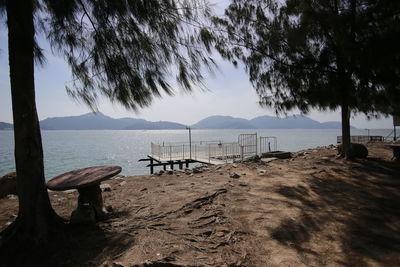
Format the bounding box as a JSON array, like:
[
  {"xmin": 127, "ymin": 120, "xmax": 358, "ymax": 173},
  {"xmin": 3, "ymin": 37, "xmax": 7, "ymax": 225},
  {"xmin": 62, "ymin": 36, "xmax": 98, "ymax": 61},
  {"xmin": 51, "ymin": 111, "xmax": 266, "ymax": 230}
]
[{"xmin": 186, "ymin": 127, "xmax": 192, "ymax": 159}]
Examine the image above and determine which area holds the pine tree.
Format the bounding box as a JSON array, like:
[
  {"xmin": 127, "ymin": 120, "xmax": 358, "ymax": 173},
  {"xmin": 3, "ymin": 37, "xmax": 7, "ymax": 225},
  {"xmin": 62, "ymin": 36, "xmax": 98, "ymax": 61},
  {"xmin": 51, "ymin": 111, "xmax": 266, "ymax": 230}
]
[
  {"xmin": 214, "ymin": 0, "xmax": 400, "ymax": 157},
  {"xmin": 0, "ymin": 0, "xmax": 214, "ymax": 250}
]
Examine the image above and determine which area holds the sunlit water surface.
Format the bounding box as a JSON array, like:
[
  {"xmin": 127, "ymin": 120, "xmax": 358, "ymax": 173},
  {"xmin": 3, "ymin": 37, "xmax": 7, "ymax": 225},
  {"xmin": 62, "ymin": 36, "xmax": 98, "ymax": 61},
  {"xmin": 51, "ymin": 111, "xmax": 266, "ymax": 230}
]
[{"xmin": 0, "ymin": 129, "xmax": 392, "ymax": 180}]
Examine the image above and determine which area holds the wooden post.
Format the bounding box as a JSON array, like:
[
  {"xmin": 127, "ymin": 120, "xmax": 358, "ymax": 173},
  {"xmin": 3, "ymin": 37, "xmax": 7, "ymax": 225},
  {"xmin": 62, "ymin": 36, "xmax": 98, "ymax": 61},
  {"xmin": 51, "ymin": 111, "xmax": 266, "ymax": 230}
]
[
  {"xmin": 170, "ymin": 161, "xmax": 174, "ymax": 170},
  {"xmin": 185, "ymin": 160, "xmax": 189, "ymax": 168},
  {"xmin": 163, "ymin": 164, "xmax": 167, "ymax": 171},
  {"xmin": 178, "ymin": 160, "xmax": 183, "ymax": 169},
  {"xmin": 150, "ymin": 158, "xmax": 154, "ymax": 174}
]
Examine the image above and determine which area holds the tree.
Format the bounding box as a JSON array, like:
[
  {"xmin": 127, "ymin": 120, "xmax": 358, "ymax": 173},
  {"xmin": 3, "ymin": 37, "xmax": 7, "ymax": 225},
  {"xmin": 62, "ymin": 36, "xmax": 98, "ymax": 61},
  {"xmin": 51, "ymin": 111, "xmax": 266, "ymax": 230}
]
[
  {"xmin": 0, "ymin": 0, "xmax": 214, "ymax": 248},
  {"xmin": 213, "ymin": 0, "xmax": 400, "ymax": 158}
]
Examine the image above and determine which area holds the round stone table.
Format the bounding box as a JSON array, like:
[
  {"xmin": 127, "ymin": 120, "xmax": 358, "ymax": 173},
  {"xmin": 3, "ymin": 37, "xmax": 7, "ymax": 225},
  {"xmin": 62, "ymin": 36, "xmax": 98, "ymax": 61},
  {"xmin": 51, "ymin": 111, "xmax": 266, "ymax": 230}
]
[{"xmin": 47, "ymin": 166, "xmax": 121, "ymax": 223}]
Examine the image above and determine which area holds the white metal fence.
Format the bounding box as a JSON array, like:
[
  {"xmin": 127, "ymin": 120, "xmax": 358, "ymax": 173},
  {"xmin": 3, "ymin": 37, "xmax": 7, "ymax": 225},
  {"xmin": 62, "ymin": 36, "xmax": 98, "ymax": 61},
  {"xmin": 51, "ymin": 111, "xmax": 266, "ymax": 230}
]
[{"xmin": 150, "ymin": 134, "xmax": 278, "ymax": 163}]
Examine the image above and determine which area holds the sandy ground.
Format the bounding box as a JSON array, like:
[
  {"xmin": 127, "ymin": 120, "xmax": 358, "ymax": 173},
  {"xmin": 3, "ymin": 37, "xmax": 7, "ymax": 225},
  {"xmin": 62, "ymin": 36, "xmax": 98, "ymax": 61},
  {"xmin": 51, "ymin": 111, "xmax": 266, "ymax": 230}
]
[{"xmin": 1, "ymin": 142, "xmax": 400, "ymax": 266}]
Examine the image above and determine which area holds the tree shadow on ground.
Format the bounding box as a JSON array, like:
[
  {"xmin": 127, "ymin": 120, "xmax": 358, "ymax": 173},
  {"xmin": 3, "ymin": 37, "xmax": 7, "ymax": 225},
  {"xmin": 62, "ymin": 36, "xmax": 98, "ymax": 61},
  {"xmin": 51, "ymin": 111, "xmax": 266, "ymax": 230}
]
[
  {"xmin": 2, "ymin": 211, "xmax": 134, "ymax": 267},
  {"xmin": 273, "ymin": 157, "xmax": 400, "ymax": 265}
]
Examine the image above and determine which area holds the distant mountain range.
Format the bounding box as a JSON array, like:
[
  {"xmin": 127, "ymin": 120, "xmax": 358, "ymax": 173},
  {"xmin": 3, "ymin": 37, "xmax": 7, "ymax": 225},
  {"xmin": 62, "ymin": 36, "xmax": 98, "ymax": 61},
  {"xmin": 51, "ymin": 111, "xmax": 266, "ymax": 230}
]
[
  {"xmin": 193, "ymin": 115, "xmax": 345, "ymax": 129},
  {"xmin": 0, "ymin": 122, "xmax": 13, "ymax": 130},
  {"xmin": 0, "ymin": 112, "xmax": 351, "ymax": 130}
]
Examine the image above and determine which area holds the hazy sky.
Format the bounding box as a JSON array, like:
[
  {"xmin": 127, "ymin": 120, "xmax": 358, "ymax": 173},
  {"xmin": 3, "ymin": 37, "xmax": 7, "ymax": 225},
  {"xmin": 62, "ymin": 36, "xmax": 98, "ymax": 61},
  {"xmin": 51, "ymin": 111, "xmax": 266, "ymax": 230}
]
[{"xmin": 0, "ymin": 1, "xmax": 394, "ymax": 129}]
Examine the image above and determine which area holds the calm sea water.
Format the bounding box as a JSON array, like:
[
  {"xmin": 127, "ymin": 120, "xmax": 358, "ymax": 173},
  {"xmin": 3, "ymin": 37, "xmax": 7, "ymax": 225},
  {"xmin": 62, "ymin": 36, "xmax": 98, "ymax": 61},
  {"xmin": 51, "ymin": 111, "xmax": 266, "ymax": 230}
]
[{"xmin": 0, "ymin": 129, "xmax": 392, "ymax": 180}]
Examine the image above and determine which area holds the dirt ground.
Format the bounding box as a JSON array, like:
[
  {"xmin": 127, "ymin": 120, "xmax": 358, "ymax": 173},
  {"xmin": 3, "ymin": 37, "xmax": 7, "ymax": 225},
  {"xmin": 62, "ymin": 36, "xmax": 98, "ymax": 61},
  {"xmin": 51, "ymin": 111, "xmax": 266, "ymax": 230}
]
[{"xmin": 1, "ymin": 142, "xmax": 400, "ymax": 266}]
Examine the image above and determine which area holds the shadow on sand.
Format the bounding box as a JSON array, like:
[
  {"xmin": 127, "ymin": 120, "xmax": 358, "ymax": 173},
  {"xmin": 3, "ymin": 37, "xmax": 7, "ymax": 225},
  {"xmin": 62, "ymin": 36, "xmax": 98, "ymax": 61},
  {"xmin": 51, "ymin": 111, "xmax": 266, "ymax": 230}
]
[
  {"xmin": 273, "ymin": 157, "xmax": 400, "ymax": 265},
  {"xmin": 2, "ymin": 211, "xmax": 134, "ymax": 267}
]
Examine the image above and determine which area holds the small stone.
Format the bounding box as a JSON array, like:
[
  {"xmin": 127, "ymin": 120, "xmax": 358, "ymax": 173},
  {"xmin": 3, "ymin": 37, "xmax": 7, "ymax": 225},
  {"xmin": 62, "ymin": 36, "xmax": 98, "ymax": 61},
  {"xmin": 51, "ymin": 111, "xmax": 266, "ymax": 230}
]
[
  {"xmin": 229, "ymin": 173, "xmax": 240, "ymax": 179},
  {"xmin": 232, "ymin": 164, "xmax": 238, "ymax": 168},
  {"xmin": 216, "ymin": 166, "xmax": 222, "ymax": 170},
  {"xmin": 119, "ymin": 181, "xmax": 127, "ymax": 186},
  {"xmin": 193, "ymin": 167, "xmax": 202, "ymax": 174},
  {"xmin": 219, "ymin": 172, "xmax": 224, "ymax": 175},
  {"xmin": 261, "ymin": 157, "xmax": 278, "ymax": 163},
  {"xmin": 112, "ymin": 262, "xmax": 125, "ymax": 267},
  {"xmin": 159, "ymin": 170, "xmax": 165, "ymax": 174},
  {"xmin": 241, "ymin": 173, "xmax": 246, "ymax": 175},
  {"xmin": 7, "ymin": 194, "xmax": 17, "ymax": 200},
  {"xmin": 64, "ymin": 189, "xmax": 77, "ymax": 194},
  {"xmin": 100, "ymin": 184, "xmax": 111, "ymax": 192},
  {"xmin": 140, "ymin": 188, "xmax": 147, "ymax": 191},
  {"xmin": 229, "ymin": 183, "xmax": 235, "ymax": 187},
  {"xmin": 189, "ymin": 174, "xmax": 194, "ymax": 177},
  {"xmin": 216, "ymin": 231, "xmax": 225, "ymax": 237},
  {"xmin": 239, "ymin": 183, "xmax": 248, "ymax": 187},
  {"xmin": 176, "ymin": 174, "xmax": 180, "ymax": 177},
  {"xmin": 166, "ymin": 170, "xmax": 173, "ymax": 175}
]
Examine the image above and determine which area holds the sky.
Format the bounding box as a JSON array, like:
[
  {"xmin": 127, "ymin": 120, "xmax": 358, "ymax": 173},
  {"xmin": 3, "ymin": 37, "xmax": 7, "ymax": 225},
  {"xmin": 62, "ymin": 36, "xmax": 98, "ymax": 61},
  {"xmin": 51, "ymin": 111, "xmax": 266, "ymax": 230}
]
[{"xmin": 0, "ymin": 1, "xmax": 395, "ymax": 129}]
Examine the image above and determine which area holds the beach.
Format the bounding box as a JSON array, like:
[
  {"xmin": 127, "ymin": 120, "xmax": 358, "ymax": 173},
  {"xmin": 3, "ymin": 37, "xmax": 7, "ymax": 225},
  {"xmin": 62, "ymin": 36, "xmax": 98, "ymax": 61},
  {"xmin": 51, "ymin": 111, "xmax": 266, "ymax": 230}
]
[{"xmin": 1, "ymin": 142, "xmax": 399, "ymax": 266}]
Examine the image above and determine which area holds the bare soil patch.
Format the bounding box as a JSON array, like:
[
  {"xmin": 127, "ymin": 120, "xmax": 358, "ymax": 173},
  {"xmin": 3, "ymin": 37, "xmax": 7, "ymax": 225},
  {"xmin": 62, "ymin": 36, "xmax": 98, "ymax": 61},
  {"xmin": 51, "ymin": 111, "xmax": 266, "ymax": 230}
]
[{"xmin": 1, "ymin": 142, "xmax": 400, "ymax": 266}]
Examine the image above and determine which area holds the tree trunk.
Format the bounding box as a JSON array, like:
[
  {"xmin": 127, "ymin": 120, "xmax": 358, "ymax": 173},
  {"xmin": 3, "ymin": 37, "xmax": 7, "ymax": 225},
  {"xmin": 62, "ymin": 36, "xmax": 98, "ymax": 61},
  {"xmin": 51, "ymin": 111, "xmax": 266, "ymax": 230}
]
[
  {"xmin": 1, "ymin": 0, "xmax": 62, "ymax": 248},
  {"xmin": 341, "ymin": 103, "xmax": 351, "ymax": 159}
]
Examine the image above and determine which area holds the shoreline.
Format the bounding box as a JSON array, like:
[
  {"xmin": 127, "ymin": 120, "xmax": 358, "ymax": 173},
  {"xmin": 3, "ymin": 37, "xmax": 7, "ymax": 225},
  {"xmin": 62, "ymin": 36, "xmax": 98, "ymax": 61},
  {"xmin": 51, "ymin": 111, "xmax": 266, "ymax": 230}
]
[{"xmin": 1, "ymin": 142, "xmax": 399, "ymax": 266}]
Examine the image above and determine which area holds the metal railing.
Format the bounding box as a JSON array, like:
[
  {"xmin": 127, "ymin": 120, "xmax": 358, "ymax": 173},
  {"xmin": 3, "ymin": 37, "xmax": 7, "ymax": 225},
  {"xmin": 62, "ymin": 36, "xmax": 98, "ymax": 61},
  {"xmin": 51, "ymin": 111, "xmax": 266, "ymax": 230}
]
[
  {"xmin": 259, "ymin": 136, "xmax": 277, "ymax": 153},
  {"xmin": 151, "ymin": 134, "xmax": 279, "ymax": 163}
]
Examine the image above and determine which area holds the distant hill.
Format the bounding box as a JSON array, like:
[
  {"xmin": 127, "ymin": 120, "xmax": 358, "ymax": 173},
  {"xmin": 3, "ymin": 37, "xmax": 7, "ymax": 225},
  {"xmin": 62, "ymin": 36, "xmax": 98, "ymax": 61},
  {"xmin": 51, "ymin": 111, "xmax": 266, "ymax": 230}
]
[
  {"xmin": 1, "ymin": 113, "xmax": 351, "ymax": 130},
  {"xmin": 0, "ymin": 122, "xmax": 13, "ymax": 130},
  {"xmin": 192, "ymin": 116, "xmax": 255, "ymax": 129},
  {"xmin": 193, "ymin": 114, "xmax": 349, "ymax": 129},
  {"xmin": 39, "ymin": 112, "xmax": 186, "ymax": 130}
]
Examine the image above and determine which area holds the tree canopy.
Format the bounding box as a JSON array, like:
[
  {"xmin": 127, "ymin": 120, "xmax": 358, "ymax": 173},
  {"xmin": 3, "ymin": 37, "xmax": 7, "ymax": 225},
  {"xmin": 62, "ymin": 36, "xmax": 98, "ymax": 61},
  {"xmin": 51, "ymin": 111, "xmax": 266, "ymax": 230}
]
[
  {"xmin": 0, "ymin": 0, "xmax": 215, "ymax": 253},
  {"xmin": 214, "ymin": 0, "xmax": 400, "ymax": 116},
  {"xmin": 41, "ymin": 0, "xmax": 215, "ymax": 110}
]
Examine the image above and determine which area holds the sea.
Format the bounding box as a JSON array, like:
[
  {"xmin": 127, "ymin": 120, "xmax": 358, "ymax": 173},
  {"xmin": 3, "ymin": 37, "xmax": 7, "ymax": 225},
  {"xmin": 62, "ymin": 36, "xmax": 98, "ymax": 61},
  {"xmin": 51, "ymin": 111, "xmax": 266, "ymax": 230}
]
[{"xmin": 0, "ymin": 128, "xmax": 393, "ymax": 180}]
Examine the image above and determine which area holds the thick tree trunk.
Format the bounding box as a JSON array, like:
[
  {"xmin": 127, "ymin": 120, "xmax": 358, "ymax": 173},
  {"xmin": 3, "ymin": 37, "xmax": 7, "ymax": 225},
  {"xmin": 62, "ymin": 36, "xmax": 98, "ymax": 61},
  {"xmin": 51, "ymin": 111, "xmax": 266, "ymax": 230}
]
[
  {"xmin": 1, "ymin": 0, "xmax": 62, "ymax": 248},
  {"xmin": 341, "ymin": 103, "xmax": 351, "ymax": 159}
]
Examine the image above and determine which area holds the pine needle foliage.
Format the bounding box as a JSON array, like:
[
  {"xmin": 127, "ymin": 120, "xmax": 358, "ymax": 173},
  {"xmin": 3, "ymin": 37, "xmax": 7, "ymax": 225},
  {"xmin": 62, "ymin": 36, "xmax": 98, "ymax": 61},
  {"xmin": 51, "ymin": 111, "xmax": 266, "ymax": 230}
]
[
  {"xmin": 213, "ymin": 0, "xmax": 400, "ymax": 116},
  {"xmin": 37, "ymin": 0, "xmax": 215, "ymax": 110}
]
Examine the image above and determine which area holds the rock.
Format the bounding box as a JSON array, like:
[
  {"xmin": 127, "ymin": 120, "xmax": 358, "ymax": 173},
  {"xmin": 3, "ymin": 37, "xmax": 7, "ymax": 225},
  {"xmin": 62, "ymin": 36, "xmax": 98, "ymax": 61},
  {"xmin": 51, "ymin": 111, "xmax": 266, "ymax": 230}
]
[
  {"xmin": 261, "ymin": 157, "xmax": 278, "ymax": 163},
  {"xmin": 166, "ymin": 170, "xmax": 173, "ymax": 175},
  {"xmin": 216, "ymin": 166, "xmax": 222, "ymax": 170},
  {"xmin": 158, "ymin": 170, "xmax": 165, "ymax": 175},
  {"xmin": 262, "ymin": 151, "xmax": 292, "ymax": 159},
  {"xmin": 105, "ymin": 205, "xmax": 113, "ymax": 212},
  {"xmin": 7, "ymin": 194, "xmax": 17, "ymax": 200},
  {"xmin": 338, "ymin": 143, "xmax": 368, "ymax": 158},
  {"xmin": 0, "ymin": 172, "xmax": 17, "ymax": 198},
  {"xmin": 100, "ymin": 183, "xmax": 111, "ymax": 192},
  {"xmin": 119, "ymin": 181, "xmax": 127, "ymax": 186},
  {"xmin": 243, "ymin": 155, "xmax": 261, "ymax": 162},
  {"xmin": 219, "ymin": 172, "xmax": 224, "ymax": 175},
  {"xmin": 239, "ymin": 183, "xmax": 248, "ymax": 187},
  {"xmin": 193, "ymin": 167, "xmax": 203, "ymax": 173},
  {"xmin": 232, "ymin": 164, "xmax": 238, "ymax": 168},
  {"xmin": 216, "ymin": 231, "xmax": 225, "ymax": 237},
  {"xmin": 229, "ymin": 173, "xmax": 241, "ymax": 179},
  {"xmin": 112, "ymin": 262, "xmax": 125, "ymax": 267}
]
